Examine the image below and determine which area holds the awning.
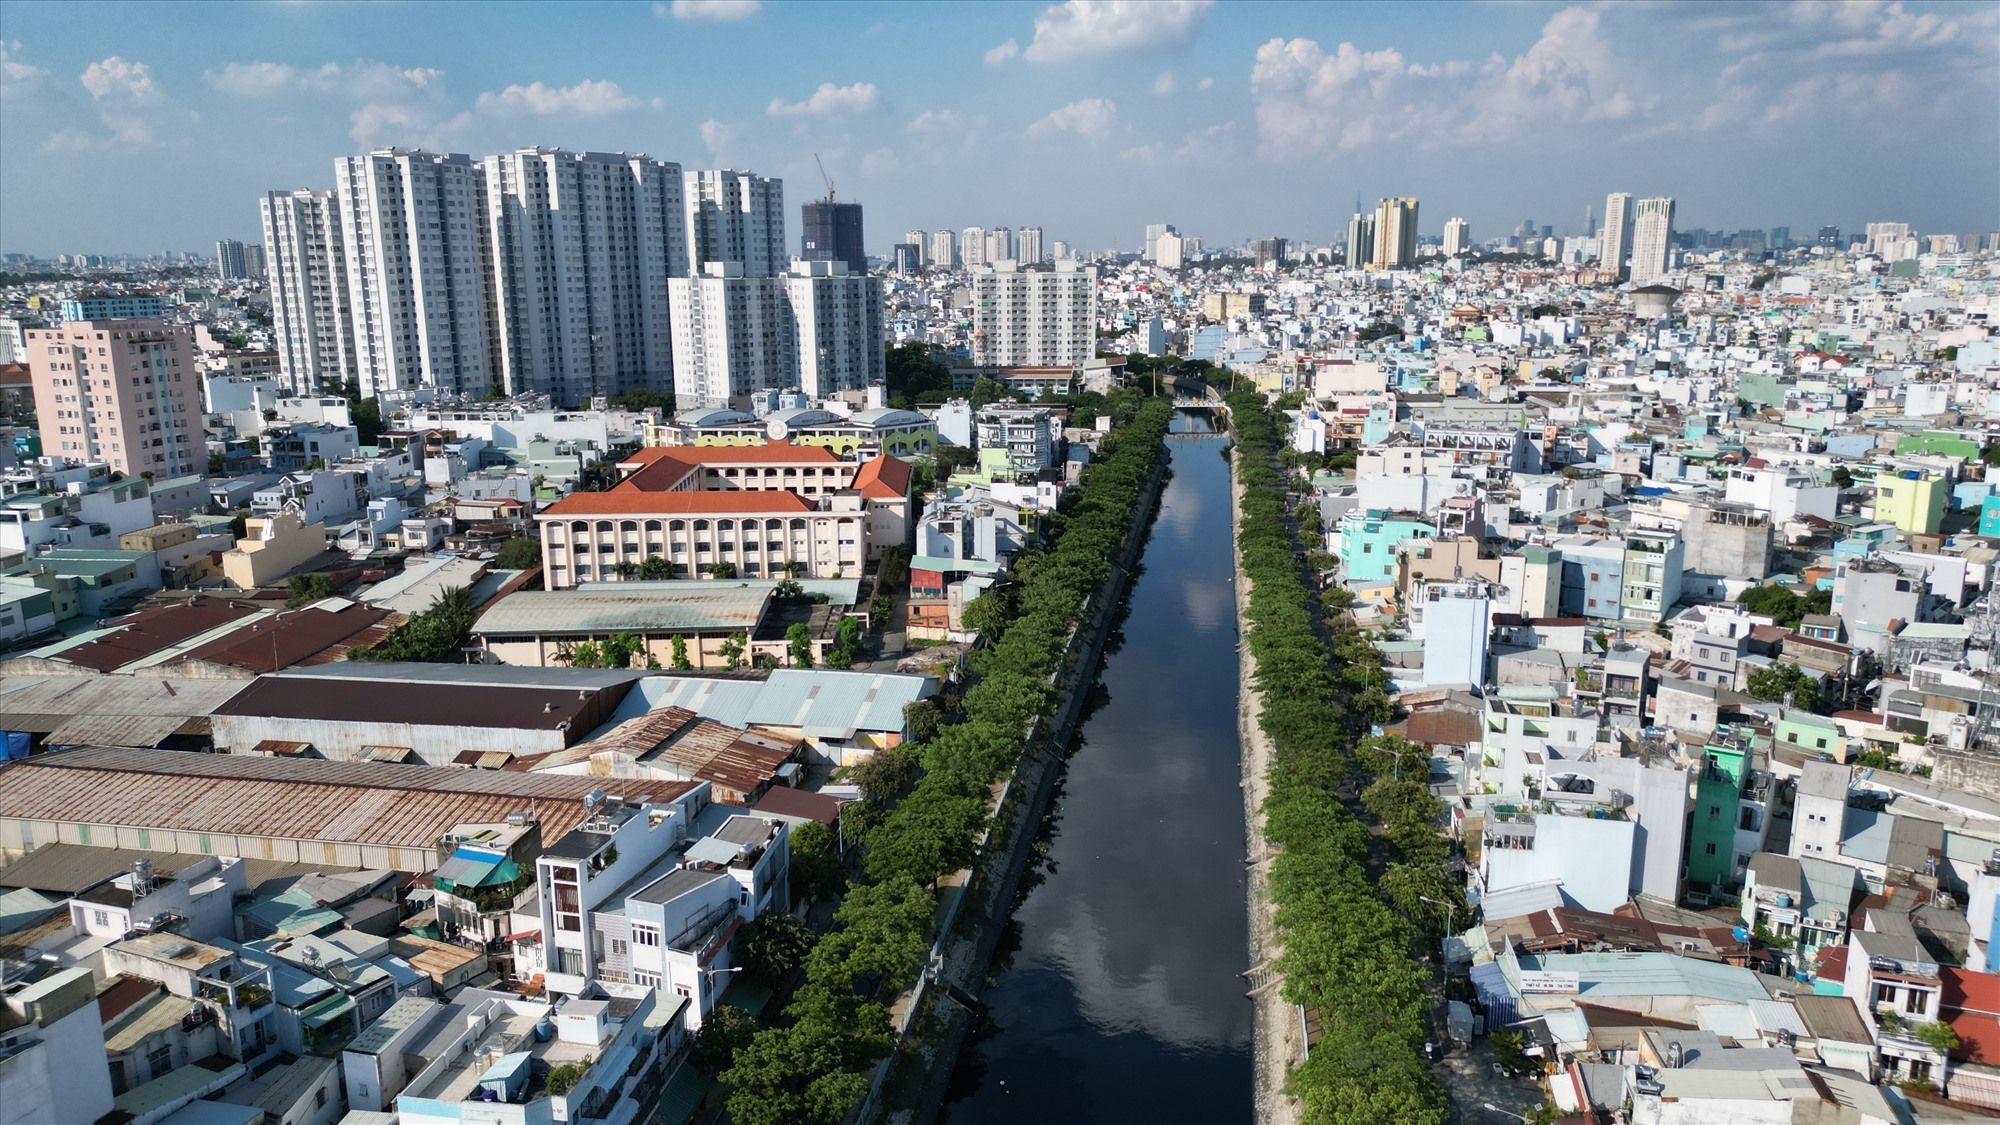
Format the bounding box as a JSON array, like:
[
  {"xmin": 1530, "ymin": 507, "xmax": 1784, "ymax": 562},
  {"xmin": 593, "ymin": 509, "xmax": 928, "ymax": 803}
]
[
  {"xmin": 434, "ymin": 854, "xmax": 501, "ymax": 887},
  {"xmin": 362, "ymin": 745, "xmax": 416, "ymax": 763},
  {"xmin": 299, "ymin": 993, "xmax": 357, "ymax": 1029},
  {"xmin": 452, "ymin": 749, "xmax": 515, "ymax": 769},
  {"xmin": 652, "ymin": 1062, "xmax": 714, "ymax": 1125},
  {"xmin": 503, "ymin": 928, "xmax": 541, "ymax": 944},
  {"xmin": 0, "ymin": 712, "xmax": 67, "ymax": 734},
  {"xmin": 684, "ymin": 837, "xmax": 740, "ymax": 866},
  {"xmin": 252, "ymin": 739, "xmax": 316, "ymax": 756}
]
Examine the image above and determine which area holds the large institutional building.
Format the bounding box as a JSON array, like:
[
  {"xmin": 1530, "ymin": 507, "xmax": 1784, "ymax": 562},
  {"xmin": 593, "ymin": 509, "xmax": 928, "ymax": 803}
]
[{"xmin": 535, "ymin": 442, "xmax": 912, "ymax": 588}]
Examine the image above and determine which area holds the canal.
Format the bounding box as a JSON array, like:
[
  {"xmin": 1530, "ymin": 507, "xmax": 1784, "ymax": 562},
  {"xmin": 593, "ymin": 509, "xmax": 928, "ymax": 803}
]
[{"xmin": 944, "ymin": 411, "xmax": 1253, "ymax": 1123}]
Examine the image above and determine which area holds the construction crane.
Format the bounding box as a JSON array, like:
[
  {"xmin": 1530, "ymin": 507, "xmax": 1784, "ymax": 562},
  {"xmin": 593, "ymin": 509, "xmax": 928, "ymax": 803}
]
[{"xmin": 814, "ymin": 153, "xmax": 835, "ymax": 204}]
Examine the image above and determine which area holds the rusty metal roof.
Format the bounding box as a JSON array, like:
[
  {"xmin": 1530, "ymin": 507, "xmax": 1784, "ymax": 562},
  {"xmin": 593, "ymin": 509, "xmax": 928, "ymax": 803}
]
[
  {"xmin": 0, "ymin": 746, "xmax": 689, "ymax": 852},
  {"xmin": 50, "ymin": 599, "xmax": 263, "ymax": 673}
]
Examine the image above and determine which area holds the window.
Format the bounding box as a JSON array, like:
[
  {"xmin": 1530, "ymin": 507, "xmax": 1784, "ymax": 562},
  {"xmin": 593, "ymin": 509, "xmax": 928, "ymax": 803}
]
[
  {"xmin": 1705, "ymin": 843, "xmax": 1717, "ymax": 855},
  {"xmin": 610, "ymin": 938, "xmax": 627, "ymax": 959},
  {"xmin": 633, "ymin": 925, "xmax": 660, "ymax": 947},
  {"xmin": 633, "ymin": 969, "xmax": 661, "ymax": 988},
  {"xmin": 147, "ymin": 1044, "xmax": 173, "ymax": 1079}
]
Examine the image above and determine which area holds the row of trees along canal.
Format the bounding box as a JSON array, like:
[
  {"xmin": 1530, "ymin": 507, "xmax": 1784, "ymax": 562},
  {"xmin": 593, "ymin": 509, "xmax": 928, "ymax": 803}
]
[
  {"xmin": 709, "ymin": 396, "xmax": 1177, "ymax": 1125},
  {"xmin": 1229, "ymin": 390, "xmax": 1464, "ymax": 1125}
]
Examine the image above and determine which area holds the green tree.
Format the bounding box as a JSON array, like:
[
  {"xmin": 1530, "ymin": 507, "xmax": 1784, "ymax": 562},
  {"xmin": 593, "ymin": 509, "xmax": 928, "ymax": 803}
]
[
  {"xmin": 670, "ymin": 634, "xmax": 693, "ymax": 670},
  {"xmin": 876, "ymin": 544, "xmax": 911, "ymax": 591},
  {"xmin": 969, "ymin": 375, "xmax": 1013, "ymax": 408},
  {"xmin": 1830, "ymin": 465, "xmax": 1854, "ymax": 489},
  {"xmin": 960, "ymin": 590, "xmax": 1009, "ymax": 640},
  {"xmin": 774, "ymin": 578, "xmax": 805, "ymax": 599},
  {"xmin": 717, "ymin": 631, "xmax": 747, "ymax": 670},
  {"xmin": 863, "ymin": 782, "xmax": 985, "ymax": 887},
  {"xmin": 1745, "ymin": 662, "xmax": 1828, "ymax": 713},
  {"xmin": 493, "ymin": 537, "xmax": 541, "ymax": 569},
  {"xmin": 825, "ymin": 616, "xmax": 863, "ymax": 668},
  {"xmin": 787, "ymin": 622, "xmax": 814, "ymax": 667},
  {"xmin": 638, "ymin": 555, "xmax": 673, "ymax": 580},
  {"xmin": 705, "ymin": 562, "xmax": 739, "ymax": 579},
  {"xmin": 348, "ymin": 396, "xmax": 383, "ymax": 445},
  {"xmin": 350, "ymin": 586, "xmax": 476, "ymax": 662},
  {"xmin": 612, "ymin": 559, "xmax": 639, "ymax": 580},
  {"xmin": 608, "ymin": 388, "xmax": 673, "ymax": 414},
  {"xmin": 1982, "ymin": 442, "xmax": 2000, "ymax": 469},
  {"xmin": 1736, "ymin": 584, "xmax": 1828, "ymax": 630},
  {"xmin": 736, "ymin": 912, "xmax": 818, "ymax": 989},
  {"xmin": 690, "ymin": 1003, "xmax": 758, "ymax": 1076},
  {"xmin": 285, "ymin": 573, "xmax": 340, "ymax": 607},
  {"xmin": 600, "ymin": 632, "xmax": 644, "ymax": 670},
  {"xmin": 870, "ymin": 593, "xmax": 894, "ymax": 624}
]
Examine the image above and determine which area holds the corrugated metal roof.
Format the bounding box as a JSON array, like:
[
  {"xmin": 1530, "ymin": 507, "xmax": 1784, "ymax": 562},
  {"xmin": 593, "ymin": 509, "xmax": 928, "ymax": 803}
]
[
  {"xmin": 274, "ymin": 662, "xmax": 645, "ymax": 690},
  {"xmin": 622, "ymin": 670, "xmax": 936, "ymax": 740},
  {"xmin": 0, "ymin": 842, "xmax": 362, "ymax": 896},
  {"xmin": 0, "ymin": 675, "xmax": 249, "ymax": 718},
  {"xmin": 475, "ymin": 586, "xmax": 771, "ymax": 637},
  {"xmin": 0, "ymin": 746, "xmax": 688, "ymax": 854},
  {"xmin": 44, "ymin": 713, "xmax": 187, "ymax": 748}
]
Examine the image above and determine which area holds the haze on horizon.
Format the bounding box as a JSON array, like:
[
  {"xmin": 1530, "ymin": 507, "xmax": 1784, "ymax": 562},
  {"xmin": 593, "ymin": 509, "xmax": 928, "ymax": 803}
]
[{"xmin": 1, "ymin": 0, "xmax": 1995, "ymax": 257}]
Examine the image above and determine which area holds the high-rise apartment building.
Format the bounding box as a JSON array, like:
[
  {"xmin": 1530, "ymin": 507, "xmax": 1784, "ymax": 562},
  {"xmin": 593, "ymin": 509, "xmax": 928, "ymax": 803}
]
[
  {"xmin": 1144, "ymin": 223, "xmax": 1176, "ymax": 264},
  {"xmin": 668, "ymin": 264, "xmax": 794, "ymax": 409},
  {"xmin": 970, "ymin": 260, "xmax": 1097, "ymax": 367},
  {"xmin": 1629, "ymin": 197, "xmax": 1676, "ymax": 286},
  {"xmin": 685, "ymin": 169, "xmax": 785, "ymax": 278},
  {"xmin": 1051, "ymin": 240, "xmax": 1072, "ymax": 261},
  {"xmin": 260, "ymin": 188, "xmax": 355, "ymax": 394},
  {"xmin": 1345, "ymin": 213, "xmax": 1374, "ymax": 268},
  {"xmin": 244, "ymin": 244, "xmax": 266, "ymax": 278},
  {"xmin": 481, "ymin": 148, "xmax": 686, "ymax": 403},
  {"xmin": 1817, "ymin": 225, "xmax": 1843, "ymax": 251},
  {"xmin": 903, "ymin": 229, "xmax": 928, "ymax": 265},
  {"xmin": 1155, "ymin": 230, "xmax": 1186, "ymax": 269},
  {"xmin": 28, "ymin": 318, "xmax": 200, "ymax": 478},
  {"xmin": 961, "ymin": 226, "xmax": 987, "ymax": 268},
  {"xmin": 786, "ymin": 261, "xmax": 885, "ymax": 400},
  {"xmin": 984, "ymin": 227, "xmax": 1013, "ymax": 264},
  {"xmin": 929, "ymin": 230, "xmax": 959, "ymax": 270},
  {"xmin": 892, "ymin": 244, "xmax": 922, "ymax": 275},
  {"xmin": 216, "ymin": 239, "xmax": 250, "ymax": 281},
  {"xmin": 1601, "ymin": 192, "xmax": 1635, "ymax": 279},
  {"xmin": 1016, "ymin": 226, "xmax": 1044, "ymax": 266},
  {"xmin": 334, "ymin": 149, "xmax": 496, "ymax": 398},
  {"xmin": 1442, "ymin": 217, "xmax": 1471, "ymax": 257},
  {"xmin": 1372, "ymin": 197, "xmax": 1418, "ymax": 268},
  {"xmin": 1251, "ymin": 237, "xmax": 1287, "ymax": 270},
  {"xmin": 800, "ymin": 198, "xmax": 865, "ymax": 276}
]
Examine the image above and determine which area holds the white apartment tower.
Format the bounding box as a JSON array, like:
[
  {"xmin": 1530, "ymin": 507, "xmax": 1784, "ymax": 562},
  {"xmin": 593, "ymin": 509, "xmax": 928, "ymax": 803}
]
[
  {"xmin": 482, "ymin": 148, "xmax": 686, "ymax": 403},
  {"xmin": 1372, "ymin": 197, "xmax": 1419, "ymax": 268},
  {"xmin": 903, "ymin": 229, "xmax": 928, "ymax": 264},
  {"xmin": 668, "ymin": 264, "xmax": 795, "ymax": 408},
  {"xmin": 929, "ymin": 229, "xmax": 959, "ymax": 270},
  {"xmin": 984, "ymin": 227, "xmax": 1013, "ymax": 264},
  {"xmin": 970, "ymin": 260, "xmax": 1098, "ymax": 367},
  {"xmin": 1442, "ymin": 217, "xmax": 1471, "ymax": 257},
  {"xmin": 961, "ymin": 226, "xmax": 987, "ymax": 268},
  {"xmin": 1629, "ymin": 196, "xmax": 1676, "ymax": 286},
  {"xmin": 1144, "ymin": 223, "xmax": 1176, "ymax": 263},
  {"xmin": 684, "ymin": 169, "xmax": 785, "ymax": 278},
  {"xmin": 786, "ymin": 261, "xmax": 887, "ymax": 399},
  {"xmin": 260, "ymin": 188, "xmax": 356, "ymax": 394},
  {"xmin": 334, "ymin": 149, "xmax": 496, "ymax": 398},
  {"xmin": 1016, "ymin": 226, "xmax": 1044, "ymax": 266},
  {"xmin": 1601, "ymin": 192, "xmax": 1634, "ymax": 280}
]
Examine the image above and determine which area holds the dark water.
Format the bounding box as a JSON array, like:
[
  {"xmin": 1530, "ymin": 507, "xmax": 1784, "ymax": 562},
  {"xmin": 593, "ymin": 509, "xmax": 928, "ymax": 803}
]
[{"xmin": 943, "ymin": 412, "xmax": 1252, "ymax": 1124}]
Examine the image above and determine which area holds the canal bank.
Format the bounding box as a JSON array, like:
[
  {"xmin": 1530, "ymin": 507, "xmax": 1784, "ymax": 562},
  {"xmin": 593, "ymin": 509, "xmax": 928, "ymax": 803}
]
[
  {"xmin": 1231, "ymin": 439, "xmax": 1304, "ymax": 1125},
  {"xmin": 934, "ymin": 414, "xmax": 1254, "ymax": 1123}
]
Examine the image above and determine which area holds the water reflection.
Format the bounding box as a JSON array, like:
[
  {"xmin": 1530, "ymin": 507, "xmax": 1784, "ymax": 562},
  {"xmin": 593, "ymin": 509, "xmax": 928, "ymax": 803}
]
[{"xmin": 944, "ymin": 415, "xmax": 1251, "ymax": 1124}]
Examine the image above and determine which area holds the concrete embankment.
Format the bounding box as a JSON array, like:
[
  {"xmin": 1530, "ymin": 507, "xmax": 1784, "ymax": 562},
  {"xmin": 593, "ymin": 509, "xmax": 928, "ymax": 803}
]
[
  {"xmin": 1230, "ymin": 445, "xmax": 1303, "ymax": 1125},
  {"xmin": 866, "ymin": 446, "xmax": 1172, "ymax": 1125}
]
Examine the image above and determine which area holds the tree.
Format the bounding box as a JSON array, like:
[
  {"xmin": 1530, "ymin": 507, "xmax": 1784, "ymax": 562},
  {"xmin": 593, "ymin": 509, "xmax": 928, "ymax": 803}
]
[
  {"xmin": 717, "ymin": 631, "xmax": 747, "ymax": 670},
  {"xmin": 671, "ymin": 634, "xmax": 693, "ymax": 670},
  {"xmin": 1736, "ymin": 584, "xmax": 1829, "ymax": 630},
  {"xmin": 207, "ymin": 450, "xmax": 225, "ymax": 475},
  {"xmin": 870, "ymin": 594, "xmax": 894, "ymax": 625},
  {"xmin": 736, "ymin": 912, "xmax": 818, "ymax": 989},
  {"xmin": 348, "ymin": 396, "xmax": 383, "ymax": 445},
  {"xmin": 608, "ymin": 388, "xmax": 672, "ymax": 414},
  {"xmin": 494, "ymin": 537, "xmax": 541, "ymax": 569},
  {"xmin": 690, "ymin": 1003, "xmax": 758, "ymax": 1075},
  {"xmin": 612, "ymin": 559, "xmax": 639, "ymax": 579},
  {"xmin": 350, "ymin": 586, "xmax": 476, "ymax": 662},
  {"xmin": 600, "ymin": 632, "xmax": 643, "ymax": 670},
  {"xmin": 1982, "ymin": 442, "xmax": 2000, "ymax": 469},
  {"xmin": 960, "ymin": 590, "xmax": 1009, "ymax": 640},
  {"xmin": 876, "ymin": 544, "xmax": 911, "ymax": 591},
  {"xmin": 286, "ymin": 573, "xmax": 340, "ymax": 607},
  {"xmin": 825, "ymin": 616, "xmax": 863, "ymax": 668},
  {"xmin": 774, "ymin": 578, "xmax": 805, "ymax": 599},
  {"xmin": 638, "ymin": 555, "xmax": 673, "ymax": 580},
  {"xmin": 1746, "ymin": 662, "xmax": 1828, "ymax": 713},
  {"xmin": 705, "ymin": 562, "xmax": 739, "ymax": 579},
  {"xmin": 968, "ymin": 375, "xmax": 1013, "ymax": 408},
  {"xmin": 722, "ymin": 1022, "xmax": 875, "ymax": 1125},
  {"xmin": 787, "ymin": 622, "xmax": 814, "ymax": 667},
  {"xmin": 1830, "ymin": 465, "xmax": 1854, "ymax": 489},
  {"xmin": 863, "ymin": 783, "xmax": 984, "ymax": 887}
]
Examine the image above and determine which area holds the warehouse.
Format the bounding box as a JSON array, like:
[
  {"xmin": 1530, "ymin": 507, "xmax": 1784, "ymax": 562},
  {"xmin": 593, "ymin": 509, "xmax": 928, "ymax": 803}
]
[{"xmin": 0, "ymin": 745, "xmax": 689, "ymax": 871}]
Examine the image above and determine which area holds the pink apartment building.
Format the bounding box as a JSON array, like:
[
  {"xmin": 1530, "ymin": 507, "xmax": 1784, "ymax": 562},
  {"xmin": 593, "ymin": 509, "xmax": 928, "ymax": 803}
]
[{"xmin": 27, "ymin": 318, "xmax": 200, "ymax": 479}]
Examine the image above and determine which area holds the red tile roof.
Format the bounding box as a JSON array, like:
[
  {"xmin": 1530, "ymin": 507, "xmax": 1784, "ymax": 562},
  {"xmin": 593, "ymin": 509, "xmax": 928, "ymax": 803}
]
[
  {"xmin": 542, "ymin": 491, "xmax": 814, "ymax": 516},
  {"xmin": 1944, "ymin": 967, "xmax": 2000, "ymax": 1063},
  {"xmin": 854, "ymin": 455, "xmax": 912, "ymax": 500},
  {"xmin": 619, "ymin": 441, "xmax": 845, "ymax": 492}
]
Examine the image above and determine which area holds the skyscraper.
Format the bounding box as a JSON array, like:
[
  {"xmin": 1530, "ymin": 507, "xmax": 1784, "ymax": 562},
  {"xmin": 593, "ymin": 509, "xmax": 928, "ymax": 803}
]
[
  {"xmin": 985, "ymin": 226, "xmax": 1013, "ymax": 264},
  {"xmin": 1817, "ymin": 225, "xmax": 1842, "ymax": 251},
  {"xmin": 685, "ymin": 169, "xmax": 785, "ymax": 278},
  {"xmin": 1629, "ymin": 197, "xmax": 1675, "ymax": 286},
  {"xmin": 1144, "ymin": 223, "xmax": 1176, "ymax": 263},
  {"xmin": 1442, "ymin": 217, "xmax": 1470, "ymax": 257},
  {"xmin": 1372, "ymin": 197, "xmax": 1418, "ymax": 268},
  {"xmin": 668, "ymin": 264, "xmax": 794, "ymax": 409},
  {"xmin": 1251, "ymin": 237, "xmax": 1287, "ymax": 270},
  {"xmin": 1601, "ymin": 192, "xmax": 1635, "ymax": 280},
  {"xmin": 929, "ymin": 229, "xmax": 959, "ymax": 269},
  {"xmin": 29, "ymin": 317, "xmax": 200, "ymax": 479},
  {"xmin": 260, "ymin": 187, "xmax": 355, "ymax": 394},
  {"xmin": 961, "ymin": 226, "xmax": 986, "ymax": 268},
  {"xmin": 1016, "ymin": 226, "xmax": 1044, "ymax": 265},
  {"xmin": 801, "ymin": 197, "xmax": 866, "ymax": 275},
  {"xmin": 892, "ymin": 244, "xmax": 922, "ymax": 275},
  {"xmin": 1344, "ymin": 212, "xmax": 1374, "ymax": 268},
  {"xmin": 334, "ymin": 148, "xmax": 496, "ymax": 398},
  {"xmin": 215, "ymin": 239, "xmax": 250, "ymax": 280},
  {"xmin": 970, "ymin": 260, "xmax": 1097, "ymax": 367},
  {"xmin": 903, "ymin": 229, "xmax": 928, "ymax": 264},
  {"xmin": 786, "ymin": 260, "xmax": 886, "ymax": 399},
  {"xmin": 482, "ymin": 148, "xmax": 686, "ymax": 403}
]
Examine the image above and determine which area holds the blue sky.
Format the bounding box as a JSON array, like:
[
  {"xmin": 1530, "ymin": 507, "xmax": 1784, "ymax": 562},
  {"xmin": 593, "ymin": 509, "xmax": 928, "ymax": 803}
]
[{"xmin": 2, "ymin": 0, "xmax": 1995, "ymax": 256}]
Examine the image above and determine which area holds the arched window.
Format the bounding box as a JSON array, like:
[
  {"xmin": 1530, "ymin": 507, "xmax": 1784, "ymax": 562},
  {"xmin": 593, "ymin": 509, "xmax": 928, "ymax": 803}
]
[
  {"xmin": 717, "ymin": 519, "xmax": 734, "ymax": 532},
  {"xmin": 644, "ymin": 520, "xmax": 662, "ymax": 535},
  {"xmin": 619, "ymin": 520, "xmax": 638, "ymax": 534},
  {"xmin": 693, "ymin": 519, "xmax": 710, "ymax": 532},
  {"xmin": 569, "ymin": 521, "xmax": 589, "ymax": 538},
  {"xmin": 669, "ymin": 520, "xmax": 687, "ymax": 532}
]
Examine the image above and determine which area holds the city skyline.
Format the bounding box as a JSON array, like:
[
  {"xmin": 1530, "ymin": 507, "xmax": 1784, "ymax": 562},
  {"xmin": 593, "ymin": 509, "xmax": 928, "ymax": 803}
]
[{"xmin": 2, "ymin": 0, "xmax": 1995, "ymax": 256}]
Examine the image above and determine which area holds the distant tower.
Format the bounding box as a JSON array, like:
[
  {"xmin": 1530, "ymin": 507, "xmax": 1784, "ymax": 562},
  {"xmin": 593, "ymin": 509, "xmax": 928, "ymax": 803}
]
[
  {"xmin": 1371, "ymin": 197, "xmax": 1418, "ymax": 268},
  {"xmin": 1442, "ymin": 217, "xmax": 1470, "ymax": 257},
  {"xmin": 800, "ymin": 159, "xmax": 865, "ymax": 275},
  {"xmin": 1584, "ymin": 202, "xmax": 1595, "ymax": 239},
  {"xmin": 1630, "ymin": 197, "xmax": 1676, "ymax": 286},
  {"xmin": 1601, "ymin": 192, "xmax": 1635, "ymax": 279}
]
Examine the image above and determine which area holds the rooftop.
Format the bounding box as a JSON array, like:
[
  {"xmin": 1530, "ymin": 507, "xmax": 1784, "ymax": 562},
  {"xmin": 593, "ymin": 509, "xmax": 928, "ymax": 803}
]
[{"xmin": 476, "ymin": 584, "xmax": 771, "ymax": 636}]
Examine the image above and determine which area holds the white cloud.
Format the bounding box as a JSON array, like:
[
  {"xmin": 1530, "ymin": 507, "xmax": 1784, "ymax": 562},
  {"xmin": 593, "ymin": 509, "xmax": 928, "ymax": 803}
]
[
  {"xmin": 1, "ymin": 41, "xmax": 45, "ymax": 90},
  {"xmin": 349, "ymin": 101, "xmax": 424, "ymax": 146},
  {"xmin": 81, "ymin": 56, "xmax": 156, "ymax": 102},
  {"xmin": 860, "ymin": 147, "xmax": 901, "ymax": 177},
  {"xmin": 767, "ymin": 81, "xmax": 880, "ymax": 117},
  {"xmin": 474, "ymin": 79, "xmax": 643, "ymax": 117},
  {"xmin": 662, "ymin": 0, "xmax": 760, "ymax": 21},
  {"xmin": 205, "ymin": 60, "xmax": 441, "ymax": 100},
  {"xmin": 1153, "ymin": 71, "xmax": 1177, "ymax": 95},
  {"xmin": 1027, "ymin": 97, "xmax": 1118, "ymax": 145},
  {"xmin": 699, "ymin": 119, "xmax": 736, "ymax": 156},
  {"xmin": 1198, "ymin": 76, "xmax": 1213, "ymax": 91},
  {"xmin": 1021, "ymin": 1, "xmax": 1212, "ymax": 63},
  {"xmin": 984, "ymin": 38, "xmax": 1020, "ymax": 65}
]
